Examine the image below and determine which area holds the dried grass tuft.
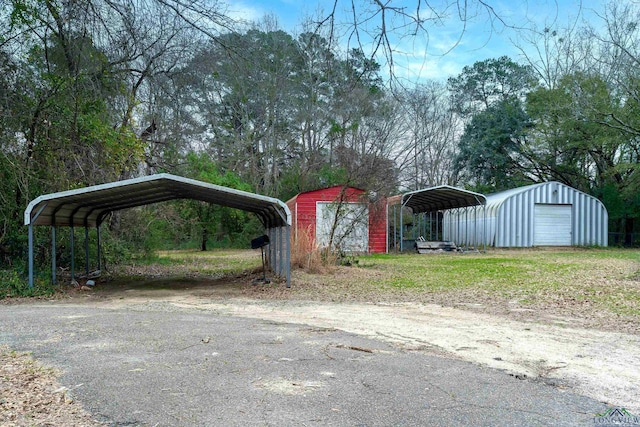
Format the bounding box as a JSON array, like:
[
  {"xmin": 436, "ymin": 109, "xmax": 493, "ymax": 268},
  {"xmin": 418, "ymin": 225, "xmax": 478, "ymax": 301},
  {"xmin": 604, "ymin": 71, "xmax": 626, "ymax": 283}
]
[{"xmin": 291, "ymin": 226, "xmax": 336, "ymax": 274}]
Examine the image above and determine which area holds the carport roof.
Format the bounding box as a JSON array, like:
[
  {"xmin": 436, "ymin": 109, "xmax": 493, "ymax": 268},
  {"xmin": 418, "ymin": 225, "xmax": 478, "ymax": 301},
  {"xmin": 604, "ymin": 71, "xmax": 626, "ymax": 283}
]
[
  {"xmin": 24, "ymin": 173, "xmax": 291, "ymax": 228},
  {"xmin": 401, "ymin": 185, "xmax": 486, "ymax": 213}
]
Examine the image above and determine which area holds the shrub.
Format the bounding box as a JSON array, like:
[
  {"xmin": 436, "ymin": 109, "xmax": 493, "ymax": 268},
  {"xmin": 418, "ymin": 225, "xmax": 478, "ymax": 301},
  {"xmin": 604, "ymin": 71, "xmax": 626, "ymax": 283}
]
[{"xmin": 0, "ymin": 269, "xmax": 55, "ymax": 299}]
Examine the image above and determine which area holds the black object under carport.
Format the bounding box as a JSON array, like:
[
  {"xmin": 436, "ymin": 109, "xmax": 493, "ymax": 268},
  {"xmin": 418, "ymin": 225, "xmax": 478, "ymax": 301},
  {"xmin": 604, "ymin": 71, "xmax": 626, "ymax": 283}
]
[{"xmin": 251, "ymin": 234, "xmax": 270, "ymax": 284}]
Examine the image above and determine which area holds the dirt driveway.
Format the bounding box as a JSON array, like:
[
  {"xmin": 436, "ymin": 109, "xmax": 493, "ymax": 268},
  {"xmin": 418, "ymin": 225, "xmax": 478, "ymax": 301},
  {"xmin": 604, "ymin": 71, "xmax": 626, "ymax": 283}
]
[{"xmin": 73, "ymin": 278, "xmax": 640, "ymax": 415}]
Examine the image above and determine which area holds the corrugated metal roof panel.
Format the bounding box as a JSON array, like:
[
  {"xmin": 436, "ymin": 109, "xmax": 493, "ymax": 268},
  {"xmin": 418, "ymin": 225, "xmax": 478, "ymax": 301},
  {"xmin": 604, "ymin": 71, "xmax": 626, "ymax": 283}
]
[
  {"xmin": 24, "ymin": 173, "xmax": 291, "ymax": 228},
  {"xmin": 401, "ymin": 185, "xmax": 486, "ymax": 213}
]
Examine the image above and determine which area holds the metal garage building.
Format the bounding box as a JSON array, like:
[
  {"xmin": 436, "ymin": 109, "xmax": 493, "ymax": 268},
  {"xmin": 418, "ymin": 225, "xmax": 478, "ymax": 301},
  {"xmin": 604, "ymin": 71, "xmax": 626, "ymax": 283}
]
[{"xmin": 443, "ymin": 182, "xmax": 608, "ymax": 247}]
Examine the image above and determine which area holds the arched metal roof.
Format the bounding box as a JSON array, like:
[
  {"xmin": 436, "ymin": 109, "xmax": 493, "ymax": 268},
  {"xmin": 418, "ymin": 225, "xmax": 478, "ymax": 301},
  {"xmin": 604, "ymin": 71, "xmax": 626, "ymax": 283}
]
[
  {"xmin": 401, "ymin": 185, "xmax": 486, "ymax": 213},
  {"xmin": 24, "ymin": 173, "xmax": 291, "ymax": 228},
  {"xmin": 24, "ymin": 173, "xmax": 292, "ymax": 288}
]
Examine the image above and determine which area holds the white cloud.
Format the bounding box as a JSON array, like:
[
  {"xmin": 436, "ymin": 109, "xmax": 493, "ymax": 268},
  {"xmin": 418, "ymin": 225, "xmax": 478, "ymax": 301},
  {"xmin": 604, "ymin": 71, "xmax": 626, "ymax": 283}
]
[
  {"xmin": 224, "ymin": 1, "xmax": 265, "ymax": 23},
  {"xmin": 220, "ymin": 0, "xmax": 601, "ymax": 85},
  {"xmin": 390, "ymin": 53, "xmax": 469, "ymax": 82}
]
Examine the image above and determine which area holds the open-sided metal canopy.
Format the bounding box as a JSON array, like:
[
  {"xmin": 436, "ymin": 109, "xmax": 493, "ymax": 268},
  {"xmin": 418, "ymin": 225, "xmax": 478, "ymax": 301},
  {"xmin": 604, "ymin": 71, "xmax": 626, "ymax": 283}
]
[
  {"xmin": 24, "ymin": 173, "xmax": 291, "ymax": 287},
  {"xmin": 401, "ymin": 185, "xmax": 486, "ymax": 213},
  {"xmin": 394, "ymin": 185, "xmax": 487, "ymax": 251},
  {"xmin": 25, "ymin": 173, "xmax": 290, "ymax": 228}
]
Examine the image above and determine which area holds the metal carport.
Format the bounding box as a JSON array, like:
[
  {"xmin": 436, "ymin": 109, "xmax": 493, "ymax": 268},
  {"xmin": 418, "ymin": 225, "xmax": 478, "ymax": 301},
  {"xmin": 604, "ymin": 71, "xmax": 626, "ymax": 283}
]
[
  {"xmin": 394, "ymin": 185, "xmax": 487, "ymax": 251},
  {"xmin": 24, "ymin": 173, "xmax": 291, "ymax": 287}
]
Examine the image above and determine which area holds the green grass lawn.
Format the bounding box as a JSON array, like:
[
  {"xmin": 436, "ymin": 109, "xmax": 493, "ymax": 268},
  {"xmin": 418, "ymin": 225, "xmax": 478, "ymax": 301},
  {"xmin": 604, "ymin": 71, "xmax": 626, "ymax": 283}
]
[
  {"xmin": 154, "ymin": 249, "xmax": 263, "ymax": 275},
  {"xmin": 6, "ymin": 247, "xmax": 637, "ymax": 332},
  {"xmin": 359, "ymin": 249, "xmax": 640, "ymax": 316},
  {"xmin": 363, "ymin": 249, "xmax": 636, "ymax": 291},
  {"xmin": 142, "ymin": 248, "xmax": 639, "ymax": 320}
]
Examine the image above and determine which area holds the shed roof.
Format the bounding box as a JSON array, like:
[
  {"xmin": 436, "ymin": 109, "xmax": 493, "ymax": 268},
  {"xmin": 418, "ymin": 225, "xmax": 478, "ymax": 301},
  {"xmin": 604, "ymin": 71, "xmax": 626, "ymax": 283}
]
[
  {"xmin": 483, "ymin": 182, "xmax": 546, "ymax": 207},
  {"xmin": 285, "ymin": 185, "xmax": 366, "ymax": 205},
  {"xmin": 400, "ymin": 185, "xmax": 486, "ymax": 213},
  {"xmin": 24, "ymin": 173, "xmax": 291, "ymax": 228},
  {"xmin": 482, "ymin": 181, "xmax": 608, "ymax": 214}
]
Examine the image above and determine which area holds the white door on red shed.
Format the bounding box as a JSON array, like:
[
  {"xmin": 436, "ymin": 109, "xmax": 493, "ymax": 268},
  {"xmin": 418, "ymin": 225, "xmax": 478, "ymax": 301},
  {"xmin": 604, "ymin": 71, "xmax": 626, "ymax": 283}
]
[
  {"xmin": 316, "ymin": 202, "xmax": 368, "ymax": 252},
  {"xmin": 534, "ymin": 204, "xmax": 572, "ymax": 246}
]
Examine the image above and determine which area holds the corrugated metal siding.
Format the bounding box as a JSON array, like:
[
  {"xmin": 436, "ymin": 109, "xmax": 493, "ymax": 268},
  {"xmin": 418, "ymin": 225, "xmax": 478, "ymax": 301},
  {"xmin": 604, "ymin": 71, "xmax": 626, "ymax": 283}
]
[
  {"xmin": 443, "ymin": 182, "xmax": 608, "ymax": 247},
  {"xmin": 288, "ymin": 186, "xmax": 388, "ymax": 253},
  {"xmin": 442, "ymin": 206, "xmax": 488, "ymax": 248},
  {"xmin": 368, "ymin": 198, "xmax": 388, "ymax": 253},
  {"xmin": 288, "ymin": 191, "xmax": 321, "ymax": 243}
]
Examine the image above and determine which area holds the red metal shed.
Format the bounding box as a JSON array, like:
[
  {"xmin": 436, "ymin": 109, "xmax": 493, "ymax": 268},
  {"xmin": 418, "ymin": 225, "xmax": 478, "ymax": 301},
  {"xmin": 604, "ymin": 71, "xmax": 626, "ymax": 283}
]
[{"xmin": 286, "ymin": 186, "xmax": 387, "ymax": 253}]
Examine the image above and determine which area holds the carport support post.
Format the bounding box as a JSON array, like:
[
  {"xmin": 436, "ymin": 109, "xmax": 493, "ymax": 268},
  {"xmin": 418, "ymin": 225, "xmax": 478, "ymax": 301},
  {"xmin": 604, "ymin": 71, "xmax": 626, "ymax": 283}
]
[
  {"xmin": 51, "ymin": 220, "xmax": 57, "ymax": 285},
  {"xmin": 96, "ymin": 224, "xmax": 102, "ymax": 271},
  {"xmin": 413, "ymin": 213, "xmax": 417, "ymax": 240},
  {"xmin": 266, "ymin": 227, "xmax": 275, "ymax": 277},
  {"xmin": 266, "ymin": 229, "xmax": 271, "ymax": 270},
  {"xmin": 70, "ymin": 225, "xmax": 75, "ymax": 282},
  {"xmin": 280, "ymin": 227, "xmax": 283, "ymax": 275},
  {"xmin": 28, "ymin": 224, "xmax": 34, "ymax": 288},
  {"xmin": 465, "ymin": 207, "xmax": 469, "ymax": 249},
  {"xmin": 471, "ymin": 206, "xmax": 478, "ymax": 251},
  {"xmin": 431, "ymin": 212, "xmax": 434, "ymax": 240},
  {"xmin": 285, "ymin": 226, "xmax": 291, "ymax": 288},
  {"xmin": 281, "ymin": 227, "xmax": 286, "ymax": 277},
  {"xmin": 280, "ymin": 227, "xmax": 285, "ymax": 277},
  {"xmin": 273, "ymin": 227, "xmax": 279, "ymax": 274},
  {"xmin": 400, "ymin": 203, "xmax": 404, "ymax": 252},
  {"xmin": 271, "ymin": 227, "xmax": 282, "ymax": 275},
  {"xmin": 84, "ymin": 220, "xmax": 90, "ymax": 276},
  {"xmin": 483, "ymin": 204, "xmax": 487, "ymax": 252},
  {"xmin": 268, "ymin": 228, "xmax": 273, "ymax": 270}
]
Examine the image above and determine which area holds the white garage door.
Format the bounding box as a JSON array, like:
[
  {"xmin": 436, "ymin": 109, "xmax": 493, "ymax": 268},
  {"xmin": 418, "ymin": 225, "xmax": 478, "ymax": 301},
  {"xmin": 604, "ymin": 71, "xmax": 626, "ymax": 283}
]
[
  {"xmin": 534, "ymin": 204, "xmax": 572, "ymax": 246},
  {"xmin": 316, "ymin": 202, "xmax": 368, "ymax": 252}
]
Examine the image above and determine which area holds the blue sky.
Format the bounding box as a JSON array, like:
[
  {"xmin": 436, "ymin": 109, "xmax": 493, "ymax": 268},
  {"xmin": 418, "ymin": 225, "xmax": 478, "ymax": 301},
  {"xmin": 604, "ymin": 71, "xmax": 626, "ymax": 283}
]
[{"xmin": 223, "ymin": 1, "xmax": 610, "ymax": 82}]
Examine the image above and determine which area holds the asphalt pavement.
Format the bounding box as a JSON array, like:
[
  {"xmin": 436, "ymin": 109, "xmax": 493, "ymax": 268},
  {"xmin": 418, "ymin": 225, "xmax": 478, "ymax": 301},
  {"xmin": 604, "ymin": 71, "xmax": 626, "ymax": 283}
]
[{"xmin": 0, "ymin": 301, "xmax": 608, "ymax": 426}]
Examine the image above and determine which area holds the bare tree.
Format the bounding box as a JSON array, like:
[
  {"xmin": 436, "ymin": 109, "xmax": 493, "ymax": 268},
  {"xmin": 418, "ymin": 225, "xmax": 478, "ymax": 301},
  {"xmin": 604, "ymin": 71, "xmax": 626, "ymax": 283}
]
[
  {"xmin": 316, "ymin": 1, "xmax": 535, "ymax": 84},
  {"xmin": 588, "ymin": 2, "xmax": 640, "ymax": 138},
  {"xmin": 319, "ymin": 189, "xmax": 369, "ymax": 254},
  {"xmin": 514, "ymin": 13, "xmax": 592, "ymax": 89},
  {"xmin": 396, "ymin": 81, "xmax": 461, "ymax": 189}
]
